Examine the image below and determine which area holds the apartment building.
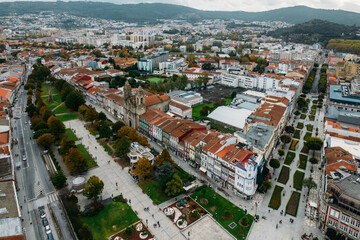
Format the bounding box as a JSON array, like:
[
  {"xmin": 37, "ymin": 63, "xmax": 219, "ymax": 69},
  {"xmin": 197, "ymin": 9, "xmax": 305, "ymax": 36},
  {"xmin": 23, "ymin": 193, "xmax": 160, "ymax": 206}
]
[
  {"xmin": 137, "ymin": 51, "xmax": 169, "ymax": 73},
  {"xmin": 320, "ymin": 175, "xmax": 360, "ymax": 240}
]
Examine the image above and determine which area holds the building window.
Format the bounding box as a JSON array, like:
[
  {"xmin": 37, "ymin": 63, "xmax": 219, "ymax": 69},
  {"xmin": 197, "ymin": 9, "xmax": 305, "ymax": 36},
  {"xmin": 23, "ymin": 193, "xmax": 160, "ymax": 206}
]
[{"xmin": 351, "ymin": 219, "xmax": 355, "ymax": 226}]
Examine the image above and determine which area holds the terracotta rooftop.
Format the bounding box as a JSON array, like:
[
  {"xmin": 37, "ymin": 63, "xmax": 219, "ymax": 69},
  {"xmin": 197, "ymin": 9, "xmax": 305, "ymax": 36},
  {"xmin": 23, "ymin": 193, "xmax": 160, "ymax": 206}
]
[{"xmin": 325, "ymin": 146, "xmax": 357, "ymax": 174}]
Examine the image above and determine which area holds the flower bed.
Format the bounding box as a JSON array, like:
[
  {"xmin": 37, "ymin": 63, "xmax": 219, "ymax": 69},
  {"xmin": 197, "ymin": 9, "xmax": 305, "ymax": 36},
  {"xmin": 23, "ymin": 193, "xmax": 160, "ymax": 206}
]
[
  {"xmin": 306, "ymin": 124, "xmax": 313, "ymax": 132},
  {"xmin": 164, "ymin": 197, "xmax": 207, "ymax": 230},
  {"xmin": 289, "ymin": 140, "xmax": 299, "ymax": 151},
  {"xmin": 268, "ymin": 185, "xmax": 283, "ymax": 210},
  {"xmin": 293, "ymin": 171, "xmax": 305, "ymax": 191},
  {"xmin": 285, "ymin": 191, "xmax": 301, "ymax": 217},
  {"xmin": 300, "ymin": 114, "xmax": 306, "ymax": 119},
  {"xmin": 191, "ymin": 187, "xmax": 253, "ymax": 239},
  {"xmin": 311, "ymin": 109, "xmax": 316, "ymax": 115},
  {"xmin": 284, "ymin": 151, "xmax": 296, "ymax": 165},
  {"xmin": 309, "ymin": 115, "xmax": 315, "ymax": 121},
  {"xmin": 299, "ymin": 154, "xmax": 308, "ymax": 170},
  {"xmin": 303, "ymin": 132, "xmax": 312, "ymax": 141},
  {"xmin": 293, "ymin": 130, "xmax": 301, "ymax": 139},
  {"xmin": 109, "ymin": 220, "xmax": 154, "ymax": 240},
  {"xmin": 300, "ymin": 144, "xmax": 309, "ymax": 154},
  {"xmin": 278, "ymin": 166, "xmax": 290, "ymax": 185},
  {"xmin": 296, "ymin": 122, "xmax": 304, "ymax": 129}
]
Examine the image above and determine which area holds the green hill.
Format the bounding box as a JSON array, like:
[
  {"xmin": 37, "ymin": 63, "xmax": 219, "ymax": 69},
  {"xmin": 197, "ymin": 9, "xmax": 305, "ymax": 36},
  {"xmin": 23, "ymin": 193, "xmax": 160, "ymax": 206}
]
[
  {"xmin": 1, "ymin": 2, "xmax": 360, "ymax": 26},
  {"xmin": 268, "ymin": 19, "xmax": 360, "ymax": 45}
]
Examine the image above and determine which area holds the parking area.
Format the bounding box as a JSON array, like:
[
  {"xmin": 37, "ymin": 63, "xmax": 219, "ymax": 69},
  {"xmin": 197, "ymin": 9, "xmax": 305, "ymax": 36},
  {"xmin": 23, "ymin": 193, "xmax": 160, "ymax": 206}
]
[{"xmin": 197, "ymin": 85, "xmax": 243, "ymax": 103}]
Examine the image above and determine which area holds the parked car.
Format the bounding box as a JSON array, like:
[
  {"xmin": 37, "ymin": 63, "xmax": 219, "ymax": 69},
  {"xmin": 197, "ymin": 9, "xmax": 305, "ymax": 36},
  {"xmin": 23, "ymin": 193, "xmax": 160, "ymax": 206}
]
[
  {"xmin": 45, "ymin": 225, "xmax": 51, "ymax": 234},
  {"xmin": 47, "ymin": 233, "xmax": 54, "ymax": 240},
  {"xmin": 42, "ymin": 218, "xmax": 48, "ymax": 227},
  {"xmin": 22, "ymin": 155, "xmax": 27, "ymax": 161},
  {"xmin": 39, "ymin": 210, "xmax": 46, "ymax": 219}
]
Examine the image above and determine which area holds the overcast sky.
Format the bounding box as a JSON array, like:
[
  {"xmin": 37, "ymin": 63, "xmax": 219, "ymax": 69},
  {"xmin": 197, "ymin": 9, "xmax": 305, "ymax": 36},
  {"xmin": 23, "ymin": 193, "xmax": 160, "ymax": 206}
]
[{"xmin": 1, "ymin": 0, "xmax": 360, "ymax": 13}]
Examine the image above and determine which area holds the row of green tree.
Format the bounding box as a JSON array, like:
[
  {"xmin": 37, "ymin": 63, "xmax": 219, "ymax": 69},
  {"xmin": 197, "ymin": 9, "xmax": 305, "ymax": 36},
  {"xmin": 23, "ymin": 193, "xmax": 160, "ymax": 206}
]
[
  {"xmin": 25, "ymin": 67, "xmax": 68, "ymax": 189},
  {"xmin": 302, "ymin": 67, "xmax": 317, "ymax": 93},
  {"xmin": 318, "ymin": 64, "xmax": 328, "ymax": 93},
  {"xmin": 54, "ymin": 79, "xmax": 85, "ymax": 111}
]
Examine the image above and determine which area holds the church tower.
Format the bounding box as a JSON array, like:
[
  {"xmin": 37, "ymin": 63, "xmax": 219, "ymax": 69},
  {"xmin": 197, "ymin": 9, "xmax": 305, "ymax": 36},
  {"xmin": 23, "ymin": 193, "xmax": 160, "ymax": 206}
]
[{"xmin": 136, "ymin": 85, "xmax": 146, "ymax": 114}]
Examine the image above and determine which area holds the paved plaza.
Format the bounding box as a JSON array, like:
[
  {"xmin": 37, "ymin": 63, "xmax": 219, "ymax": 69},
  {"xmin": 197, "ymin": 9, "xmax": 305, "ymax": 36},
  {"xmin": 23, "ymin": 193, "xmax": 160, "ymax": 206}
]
[
  {"xmin": 64, "ymin": 120, "xmax": 186, "ymax": 240},
  {"xmin": 181, "ymin": 215, "xmax": 235, "ymax": 240},
  {"xmin": 63, "ymin": 94, "xmax": 325, "ymax": 240}
]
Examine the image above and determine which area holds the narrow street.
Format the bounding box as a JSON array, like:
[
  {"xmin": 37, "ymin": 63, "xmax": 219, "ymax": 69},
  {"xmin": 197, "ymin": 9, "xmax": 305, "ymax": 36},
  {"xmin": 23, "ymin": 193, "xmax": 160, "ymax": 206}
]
[{"xmin": 12, "ymin": 74, "xmax": 74, "ymax": 240}]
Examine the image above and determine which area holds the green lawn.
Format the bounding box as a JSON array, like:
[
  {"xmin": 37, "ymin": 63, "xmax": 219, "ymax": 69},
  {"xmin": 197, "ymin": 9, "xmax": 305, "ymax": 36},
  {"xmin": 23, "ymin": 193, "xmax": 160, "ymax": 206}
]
[
  {"xmin": 191, "ymin": 187, "xmax": 253, "ymax": 239},
  {"xmin": 269, "ymin": 185, "xmax": 283, "ymax": 210},
  {"xmin": 293, "ymin": 171, "xmax": 305, "ymax": 191},
  {"xmin": 57, "ymin": 113, "xmax": 80, "ymax": 122},
  {"xmin": 284, "ymin": 151, "xmax": 296, "ymax": 165},
  {"xmin": 147, "ymin": 77, "xmax": 164, "ymax": 83},
  {"xmin": 278, "ymin": 166, "xmax": 290, "ymax": 185},
  {"xmin": 293, "ymin": 130, "xmax": 301, "ymax": 139},
  {"xmin": 174, "ymin": 166, "xmax": 196, "ymax": 183},
  {"xmin": 53, "ymin": 103, "xmax": 68, "ymax": 114},
  {"xmin": 296, "ymin": 122, "xmax": 304, "ymax": 129},
  {"xmin": 138, "ymin": 178, "xmax": 172, "ymax": 205},
  {"xmin": 41, "ymin": 83, "xmax": 59, "ymax": 97},
  {"xmin": 300, "ymin": 114, "xmax": 306, "ymax": 119},
  {"xmin": 42, "ymin": 96, "xmax": 60, "ymax": 110},
  {"xmin": 303, "ymin": 132, "xmax": 312, "ymax": 141},
  {"xmin": 299, "ymin": 154, "xmax": 308, "ymax": 170},
  {"xmin": 80, "ymin": 202, "xmax": 139, "ymax": 240},
  {"xmin": 211, "ymin": 122, "xmax": 235, "ymax": 134},
  {"xmin": 64, "ymin": 128, "xmax": 78, "ymax": 141},
  {"xmin": 285, "ymin": 192, "xmax": 301, "ymax": 217},
  {"xmin": 76, "ymin": 144, "xmax": 98, "ymax": 169},
  {"xmin": 192, "ymin": 98, "xmax": 232, "ymax": 120}
]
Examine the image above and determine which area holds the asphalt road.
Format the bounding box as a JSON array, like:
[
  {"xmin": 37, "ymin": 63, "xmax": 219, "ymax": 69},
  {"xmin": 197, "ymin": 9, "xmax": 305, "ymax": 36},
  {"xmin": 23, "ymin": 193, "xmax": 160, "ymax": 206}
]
[{"xmin": 13, "ymin": 73, "xmax": 74, "ymax": 240}]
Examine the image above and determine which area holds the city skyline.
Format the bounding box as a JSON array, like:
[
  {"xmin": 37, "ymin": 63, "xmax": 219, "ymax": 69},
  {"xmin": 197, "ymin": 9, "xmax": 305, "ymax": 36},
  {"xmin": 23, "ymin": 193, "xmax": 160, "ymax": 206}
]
[{"xmin": 0, "ymin": 0, "xmax": 359, "ymax": 13}]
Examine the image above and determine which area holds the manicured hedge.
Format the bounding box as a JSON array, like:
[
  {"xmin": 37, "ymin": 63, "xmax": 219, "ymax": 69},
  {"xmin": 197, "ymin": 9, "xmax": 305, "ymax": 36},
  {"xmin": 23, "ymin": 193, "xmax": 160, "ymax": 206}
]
[
  {"xmin": 269, "ymin": 185, "xmax": 283, "ymax": 210},
  {"xmin": 294, "ymin": 130, "xmax": 301, "ymax": 139},
  {"xmin": 301, "ymin": 144, "xmax": 309, "ymax": 154},
  {"xmin": 278, "ymin": 166, "xmax": 290, "ymax": 185},
  {"xmin": 285, "ymin": 191, "xmax": 301, "ymax": 217},
  {"xmin": 284, "ymin": 151, "xmax": 296, "ymax": 165},
  {"xmin": 293, "ymin": 171, "xmax": 305, "ymax": 191},
  {"xmin": 303, "ymin": 132, "xmax": 312, "ymax": 141},
  {"xmin": 306, "ymin": 124, "xmax": 313, "ymax": 132},
  {"xmin": 299, "ymin": 154, "xmax": 308, "ymax": 170}
]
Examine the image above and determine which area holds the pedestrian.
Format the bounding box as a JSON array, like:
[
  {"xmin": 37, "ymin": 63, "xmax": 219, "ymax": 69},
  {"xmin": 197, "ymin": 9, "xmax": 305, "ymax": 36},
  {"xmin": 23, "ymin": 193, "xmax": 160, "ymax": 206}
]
[
  {"xmin": 268, "ymin": 209, "xmax": 270, "ymax": 213},
  {"xmin": 276, "ymin": 224, "xmax": 278, "ymax": 229},
  {"xmin": 158, "ymin": 223, "xmax": 160, "ymax": 227},
  {"xmin": 152, "ymin": 214, "xmax": 154, "ymax": 218}
]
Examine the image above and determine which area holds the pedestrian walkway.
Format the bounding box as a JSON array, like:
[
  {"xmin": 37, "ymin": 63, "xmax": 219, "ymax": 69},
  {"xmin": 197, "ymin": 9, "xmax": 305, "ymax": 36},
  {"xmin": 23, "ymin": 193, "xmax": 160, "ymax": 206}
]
[
  {"xmin": 249, "ymin": 95, "xmax": 323, "ymax": 240},
  {"xmin": 64, "ymin": 120, "xmax": 186, "ymax": 240}
]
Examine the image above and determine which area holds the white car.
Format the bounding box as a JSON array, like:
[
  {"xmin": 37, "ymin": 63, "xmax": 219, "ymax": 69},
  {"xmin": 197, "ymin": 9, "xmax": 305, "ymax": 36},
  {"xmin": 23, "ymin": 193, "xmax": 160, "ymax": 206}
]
[
  {"xmin": 45, "ymin": 225, "xmax": 51, "ymax": 234},
  {"xmin": 22, "ymin": 155, "xmax": 27, "ymax": 161}
]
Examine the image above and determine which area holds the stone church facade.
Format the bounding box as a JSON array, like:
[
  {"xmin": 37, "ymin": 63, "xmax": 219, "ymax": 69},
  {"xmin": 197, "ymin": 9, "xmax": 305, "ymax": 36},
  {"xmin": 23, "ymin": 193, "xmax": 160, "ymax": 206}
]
[{"xmin": 123, "ymin": 80, "xmax": 146, "ymax": 129}]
